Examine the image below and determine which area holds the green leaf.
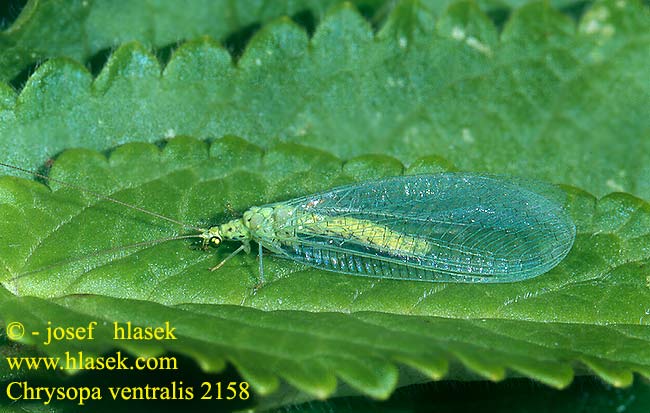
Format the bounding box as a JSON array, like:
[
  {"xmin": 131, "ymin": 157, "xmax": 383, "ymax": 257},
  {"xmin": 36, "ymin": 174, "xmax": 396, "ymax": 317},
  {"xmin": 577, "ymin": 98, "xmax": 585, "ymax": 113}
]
[
  {"xmin": 0, "ymin": 0, "xmax": 386, "ymax": 82},
  {"xmin": 1, "ymin": 1, "xmax": 649, "ymax": 200},
  {"xmin": 266, "ymin": 376, "xmax": 650, "ymax": 413},
  {"xmin": 1, "ymin": 138, "xmax": 649, "ymax": 407},
  {"xmin": 0, "ymin": 0, "xmax": 589, "ymax": 83}
]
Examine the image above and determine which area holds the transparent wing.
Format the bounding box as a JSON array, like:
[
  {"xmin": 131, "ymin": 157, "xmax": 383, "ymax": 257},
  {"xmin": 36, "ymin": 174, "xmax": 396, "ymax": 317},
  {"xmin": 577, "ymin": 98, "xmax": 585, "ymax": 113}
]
[{"xmin": 261, "ymin": 174, "xmax": 576, "ymax": 283}]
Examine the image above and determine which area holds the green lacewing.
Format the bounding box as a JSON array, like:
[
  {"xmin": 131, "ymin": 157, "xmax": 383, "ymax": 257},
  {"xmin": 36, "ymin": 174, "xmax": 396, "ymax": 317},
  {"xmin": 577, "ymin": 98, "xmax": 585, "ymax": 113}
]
[
  {"xmin": 1, "ymin": 163, "xmax": 576, "ymax": 283},
  {"xmin": 200, "ymin": 173, "xmax": 576, "ymax": 283}
]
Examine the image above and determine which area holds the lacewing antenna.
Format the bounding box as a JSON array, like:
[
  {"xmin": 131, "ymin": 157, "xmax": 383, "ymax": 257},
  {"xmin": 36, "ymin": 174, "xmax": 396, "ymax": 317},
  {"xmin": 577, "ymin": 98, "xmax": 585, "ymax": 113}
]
[{"xmin": 0, "ymin": 161, "xmax": 204, "ymax": 232}]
